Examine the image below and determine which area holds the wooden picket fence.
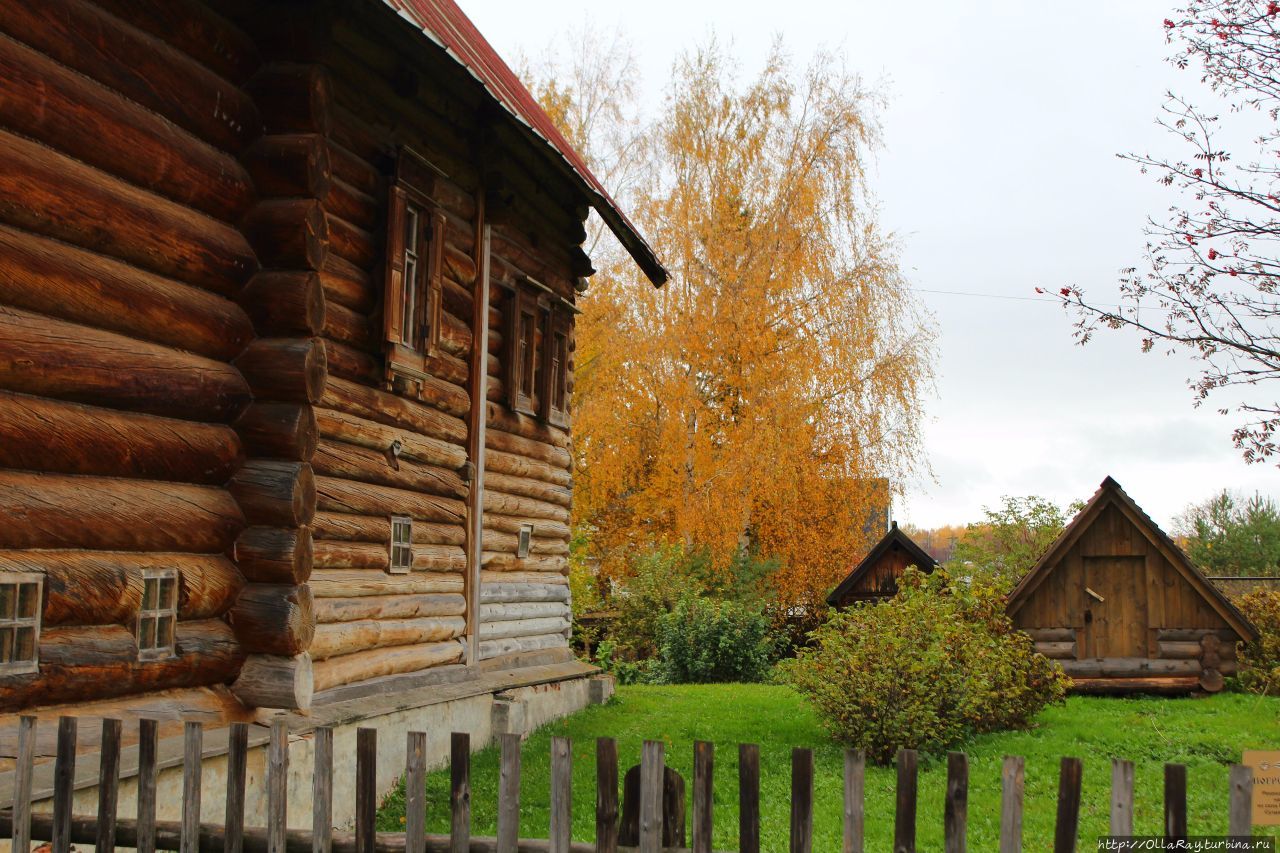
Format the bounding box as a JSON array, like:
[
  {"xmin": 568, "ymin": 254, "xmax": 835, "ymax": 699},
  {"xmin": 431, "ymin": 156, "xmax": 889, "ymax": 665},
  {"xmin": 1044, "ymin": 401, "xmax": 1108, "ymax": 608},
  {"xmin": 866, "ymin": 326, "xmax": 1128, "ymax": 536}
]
[{"xmin": 0, "ymin": 715, "xmax": 1262, "ymax": 853}]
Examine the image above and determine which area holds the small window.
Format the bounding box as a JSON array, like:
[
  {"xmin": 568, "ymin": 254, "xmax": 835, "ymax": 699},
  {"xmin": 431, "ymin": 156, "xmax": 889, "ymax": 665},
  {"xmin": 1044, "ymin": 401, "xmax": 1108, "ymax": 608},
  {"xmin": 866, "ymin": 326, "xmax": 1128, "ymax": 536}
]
[
  {"xmin": 383, "ymin": 148, "xmax": 446, "ymax": 385},
  {"xmin": 0, "ymin": 573, "xmax": 41, "ymax": 675},
  {"xmin": 541, "ymin": 309, "xmax": 570, "ymax": 428},
  {"xmin": 507, "ymin": 288, "xmax": 541, "ymax": 416},
  {"xmin": 138, "ymin": 569, "xmax": 178, "ymax": 661},
  {"xmin": 390, "ymin": 515, "xmax": 413, "ymax": 574},
  {"xmin": 517, "ymin": 523, "xmax": 534, "ymax": 559}
]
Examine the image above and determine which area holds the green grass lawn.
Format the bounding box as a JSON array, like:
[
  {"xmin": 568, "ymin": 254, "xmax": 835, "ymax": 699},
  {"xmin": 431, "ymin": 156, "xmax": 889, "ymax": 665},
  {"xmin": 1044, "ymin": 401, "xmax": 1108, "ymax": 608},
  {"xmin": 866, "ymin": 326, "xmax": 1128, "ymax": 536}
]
[{"xmin": 377, "ymin": 684, "xmax": 1280, "ymax": 850}]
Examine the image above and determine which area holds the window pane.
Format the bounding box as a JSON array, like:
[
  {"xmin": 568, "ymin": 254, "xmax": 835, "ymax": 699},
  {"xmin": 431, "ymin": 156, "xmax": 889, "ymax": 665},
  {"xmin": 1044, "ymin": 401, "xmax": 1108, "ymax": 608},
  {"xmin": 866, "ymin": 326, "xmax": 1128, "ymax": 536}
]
[
  {"xmin": 14, "ymin": 627, "xmax": 34, "ymax": 662},
  {"xmin": 158, "ymin": 616, "xmax": 174, "ymax": 650},
  {"xmin": 520, "ymin": 313, "xmax": 535, "ymax": 396},
  {"xmin": 142, "ymin": 578, "xmax": 157, "ymax": 611},
  {"xmin": 160, "ymin": 577, "xmax": 176, "ymax": 609},
  {"xmin": 17, "ymin": 583, "xmax": 37, "ymax": 620},
  {"xmin": 0, "ymin": 585, "xmax": 14, "ymax": 621},
  {"xmin": 140, "ymin": 617, "xmax": 156, "ymax": 650},
  {"xmin": 404, "ymin": 206, "xmax": 419, "ymax": 254},
  {"xmin": 0, "ymin": 628, "xmax": 12, "ymax": 663}
]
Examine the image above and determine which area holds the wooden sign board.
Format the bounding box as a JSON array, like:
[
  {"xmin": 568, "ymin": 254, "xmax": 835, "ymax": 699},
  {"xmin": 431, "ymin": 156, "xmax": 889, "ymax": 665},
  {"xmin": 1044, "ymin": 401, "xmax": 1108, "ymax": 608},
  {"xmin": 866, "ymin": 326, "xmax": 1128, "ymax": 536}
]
[{"xmin": 1243, "ymin": 750, "xmax": 1280, "ymax": 825}]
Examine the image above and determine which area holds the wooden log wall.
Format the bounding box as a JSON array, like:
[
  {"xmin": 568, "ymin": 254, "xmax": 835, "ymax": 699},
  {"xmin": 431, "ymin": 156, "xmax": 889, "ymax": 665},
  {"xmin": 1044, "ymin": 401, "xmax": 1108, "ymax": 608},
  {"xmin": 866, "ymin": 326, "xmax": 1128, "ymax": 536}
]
[
  {"xmin": 288, "ymin": 11, "xmax": 588, "ymax": 695},
  {"xmin": 0, "ymin": 0, "xmax": 262, "ymax": 711}
]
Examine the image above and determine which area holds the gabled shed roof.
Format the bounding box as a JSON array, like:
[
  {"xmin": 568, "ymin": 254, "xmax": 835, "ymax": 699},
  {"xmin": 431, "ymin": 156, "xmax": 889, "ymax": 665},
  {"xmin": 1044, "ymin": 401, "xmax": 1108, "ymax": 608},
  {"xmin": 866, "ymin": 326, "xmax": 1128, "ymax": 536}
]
[
  {"xmin": 826, "ymin": 521, "xmax": 937, "ymax": 606},
  {"xmin": 1007, "ymin": 476, "xmax": 1258, "ymax": 642},
  {"xmin": 378, "ymin": 0, "xmax": 668, "ymax": 287}
]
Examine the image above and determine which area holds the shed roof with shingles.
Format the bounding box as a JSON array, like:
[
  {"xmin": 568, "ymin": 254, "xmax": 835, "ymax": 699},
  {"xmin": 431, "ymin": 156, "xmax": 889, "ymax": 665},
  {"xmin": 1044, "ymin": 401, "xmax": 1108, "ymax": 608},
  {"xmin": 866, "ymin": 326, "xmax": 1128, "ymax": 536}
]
[{"xmin": 378, "ymin": 0, "xmax": 668, "ymax": 287}]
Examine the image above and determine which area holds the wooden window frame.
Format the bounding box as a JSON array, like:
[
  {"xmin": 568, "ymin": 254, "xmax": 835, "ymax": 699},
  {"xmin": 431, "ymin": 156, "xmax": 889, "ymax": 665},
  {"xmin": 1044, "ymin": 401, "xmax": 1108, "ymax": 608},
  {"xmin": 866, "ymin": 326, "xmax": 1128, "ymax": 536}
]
[
  {"xmin": 389, "ymin": 515, "xmax": 413, "ymax": 575},
  {"xmin": 383, "ymin": 148, "xmax": 447, "ymax": 387},
  {"xmin": 506, "ymin": 286, "xmax": 542, "ymax": 417},
  {"xmin": 517, "ymin": 523, "xmax": 534, "ymax": 559},
  {"xmin": 137, "ymin": 568, "xmax": 178, "ymax": 662},
  {"xmin": 541, "ymin": 307, "xmax": 571, "ymax": 428},
  {"xmin": 0, "ymin": 572, "xmax": 41, "ymax": 675}
]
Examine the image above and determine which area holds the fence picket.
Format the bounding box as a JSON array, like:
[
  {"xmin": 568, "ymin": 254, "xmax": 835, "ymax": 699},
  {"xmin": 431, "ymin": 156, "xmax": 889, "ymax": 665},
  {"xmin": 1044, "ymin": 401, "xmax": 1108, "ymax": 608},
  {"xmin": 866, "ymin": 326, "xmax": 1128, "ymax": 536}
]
[
  {"xmin": 1164, "ymin": 763, "xmax": 1187, "ymax": 841},
  {"xmin": 451, "ymin": 732, "xmax": 471, "ymax": 853},
  {"xmin": 595, "ymin": 737, "xmax": 619, "ymax": 853},
  {"xmin": 843, "ymin": 749, "xmax": 865, "ymax": 853},
  {"xmin": 1229, "ymin": 765, "xmax": 1253, "ymax": 837},
  {"xmin": 693, "ymin": 741, "xmax": 713, "ymax": 853},
  {"xmin": 180, "ymin": 721, "xmax": 202, "ymax": 853},
  {"xmin": 999, "ymin": 755, "xmax": 1024, "ymax": 853},
  {"xmin": 790, "ymin": 748, "xmax": 814, "ymax": 853},
  {"xmin": 738, "ymin": 744, "xmax": 761, "ymax": 853},
  {"xmin": 225, "ymin": 721, "xmax": 249, "ymax": 853},
  {"xmin": 639, "ymin": 740, "xmax": 664, "ymax": 853},
  {"xmin": 52, "ymin": 717, "xmax": 76, "ymax": 853},
  {"xmin": 894, "ymin": 748, "xmax": 918, "ymax": 853},
  {"xmin": 355, "ymin": 728, "xmax": 376, "ymax": 853},
  {"xmin": 268, "ymin": 720, "xmax": 288, "ymax": 853},
  {"xmin": 405, "ymin": 731, "xmax": 427, "ymax": 853},
  {"xmin": 313, "ymin": 726, "xmax": 334, "ymax": 853},
  {"xmin": 12, "ymin": 715, "xmax": 35, "ymax": 853},
  {"xmin": 137, "ymin": 719, "xmax": 158, "ymax": 853},
  {"xmin": 497, "ymin": 732, "xmax": 522, "ymax": 853},
  {"xmin": 550, "ymin": 737, "xmax": 572, "ymax": 853},
  {"xmin": 1053, "ymin": 757, "xmax": 1082, "ymax": 853},
  {"xmin": 1110, "ymin": 759, "xmax": 1134, "ymax": 837},
  {"xmin": 945, "ymin": 752, "xmax": 968, "ymax": 853},
  {"xmin": 96, "ymin": 719, "xmax": 122, "ymax": 853}
]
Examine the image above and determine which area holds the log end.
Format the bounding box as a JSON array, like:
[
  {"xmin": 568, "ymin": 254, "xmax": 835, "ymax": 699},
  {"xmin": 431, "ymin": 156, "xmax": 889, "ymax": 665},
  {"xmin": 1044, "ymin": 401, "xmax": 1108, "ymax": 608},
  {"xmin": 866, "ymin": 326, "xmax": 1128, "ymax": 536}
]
[{"xmin": 231, "ymin": 652, "xmax": 314, "ymax": 710}]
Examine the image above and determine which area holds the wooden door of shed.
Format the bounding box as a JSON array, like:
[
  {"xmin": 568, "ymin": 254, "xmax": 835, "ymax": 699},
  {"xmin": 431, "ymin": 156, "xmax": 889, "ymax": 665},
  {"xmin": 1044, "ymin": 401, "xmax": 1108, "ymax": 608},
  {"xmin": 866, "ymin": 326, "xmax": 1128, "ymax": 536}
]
[{"xmin": 1082, "ymin": 555, "xmax": 1147, "ymax": 657}]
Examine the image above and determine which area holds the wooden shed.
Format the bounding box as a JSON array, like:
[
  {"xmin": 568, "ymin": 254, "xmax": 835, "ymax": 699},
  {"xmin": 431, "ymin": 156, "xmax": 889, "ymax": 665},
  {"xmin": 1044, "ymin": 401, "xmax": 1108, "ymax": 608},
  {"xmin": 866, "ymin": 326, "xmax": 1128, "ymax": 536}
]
[
  {"xmin": 827, "ymin": 522, "xmax": 938, "ymax": 607},
  {"xmin": 1007, "ymin": 477, "xmax": 1258, "ymax": 694},
  {"xmin": 0, "ymin": 0, "xmax": 664, "ymax": 717}
]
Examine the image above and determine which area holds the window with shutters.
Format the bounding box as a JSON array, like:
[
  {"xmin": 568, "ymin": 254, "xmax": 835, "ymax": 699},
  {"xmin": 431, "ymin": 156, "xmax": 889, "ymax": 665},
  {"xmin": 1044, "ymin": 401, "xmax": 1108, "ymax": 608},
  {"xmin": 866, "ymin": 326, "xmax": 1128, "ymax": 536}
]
[
  {"xmin": 506, "ymin": 287, "xmax": 541, "ymax": 416},
  {"xmin": 0, "ymin": 573, "xmax": 41, "ymax": 675},
  {"xmin": 383, "ymin": 148, "xmax": 446, "ymax": 386},
  {"xmin": 390, "ymin": 515, "xmax": 413, "ymax": 574},
  {"xmin": 541, "ymin": 309, "xmax": 570, "ymax": 428},
  {"xmin": 137, "ymin": 569, "xmax": 178, "ymax": 661}
]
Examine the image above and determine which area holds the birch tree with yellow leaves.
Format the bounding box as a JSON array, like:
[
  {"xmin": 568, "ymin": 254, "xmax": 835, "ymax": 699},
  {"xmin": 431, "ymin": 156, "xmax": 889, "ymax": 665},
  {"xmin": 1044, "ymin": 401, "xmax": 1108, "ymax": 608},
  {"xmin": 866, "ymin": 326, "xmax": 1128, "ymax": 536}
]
[{"xmin": 531, "ymin": 38, "xmax": 935, "ymax": 612}]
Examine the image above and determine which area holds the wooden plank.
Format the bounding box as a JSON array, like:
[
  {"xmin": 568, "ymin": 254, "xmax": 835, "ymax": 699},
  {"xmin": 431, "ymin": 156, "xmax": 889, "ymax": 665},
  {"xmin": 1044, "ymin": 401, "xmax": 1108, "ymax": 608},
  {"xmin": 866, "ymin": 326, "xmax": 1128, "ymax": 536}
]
[
  {"xmin": 497, "ymin": 733, "xmax": 521, "ymax": 853},
  {"xmin": 12, "ymin": 715, "xmax": 34, "ymax": 853},
  {"xmin": 181, "ymin": 722, "xmax": 202, "ymax": 853},
  {"xmin": 355, "ymin": 728, "xmax": 376, "ymax": 853},
  {"xmin": 789, "ymin": 748, "xmax": 814, "ymax": 853},
  {"xmin": 225, "ymin": 722, "xmax": 249, "ymax": 853},
  {"xmin": 1110, "ymin": 759, "xmax": 1134, "ymax": 836},
  {"xmin": 595, "ymin": 738, "xmax": 619, "ymax": 853},
  {"xmin": 313, "ymin": 727, "xmax": 334, "ymax": 853},
  {"xmin": 693, "ymin": 741, "xmax": 713, "ymax": 853},
  {"xmin": 137, "ymin": 719, "xmax": 158, "ymax": 853},
  {"xmin": 738, "ymin": 744, "xmax": 760, "ymax": 853},
  {"xmin": 638, "ymin": 740, "xmax": 663, "ymax": 853},
  {"xmin": 843, "ymin": 749, "xmax": 864, "ymax": 853},
  {"xmin": 944, "ymin": 752, "xmax": 967, "ymax": 853},
  {"xmin": 464, "ymin": 223, "xmax": 492, "ymax": 666},
  {"xmin": 451, "ymin": 732, "xmax": 470, "ymax": 853},
  {"xmin": 405, "ymin": 731, "xmax": 427, "ymax": 853},
  {"xmin": 1164, "ymin": 763, "xmax": 1187, "ymax": 840},
  {"xmin": 894, "ymin": 749, "xmax": 918, "ymax": 853},
  {"xmin": 268, "ymin": 720, "xmax": 288, "ymax": 853},
  {"xmin": 550, "ymin": 737, "xmax": 571, "ymax": 853},
  {"xmin": 999, "ymin": 756, "xmax": 1024, "ymax": 853},
  {"xmin": 1053, "ymin": 757, "xmax": 1082, "ymax": 853},
  {"xmin": 96, "ymin": 719, "xmax": 122, "ymax": 853},
  {"xmin": 1229, "ymin": 765, "xmax": 1253, "ymax": 837},
  {"xmin": 51, "ymin": 717, "xmax": 75, "ymax": 853}
]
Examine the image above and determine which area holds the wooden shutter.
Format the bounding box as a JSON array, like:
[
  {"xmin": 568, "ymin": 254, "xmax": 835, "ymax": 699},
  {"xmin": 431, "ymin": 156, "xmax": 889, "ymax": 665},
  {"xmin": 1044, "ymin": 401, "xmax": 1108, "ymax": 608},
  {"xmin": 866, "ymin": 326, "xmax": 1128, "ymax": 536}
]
[
  {"xmin": 383, "ymin": 186, "xmax": 408, "ymax": 347},
  {"xmin": 506, "ymin": 287, "xmax": 537, "ymax": 416},
  {"xmin": 424, "ymin": 211, "xmax": 447, "ymax": 355},
  {"xmin": 541, "ymin": 307, "xmax": 570, "ymax": 428}
]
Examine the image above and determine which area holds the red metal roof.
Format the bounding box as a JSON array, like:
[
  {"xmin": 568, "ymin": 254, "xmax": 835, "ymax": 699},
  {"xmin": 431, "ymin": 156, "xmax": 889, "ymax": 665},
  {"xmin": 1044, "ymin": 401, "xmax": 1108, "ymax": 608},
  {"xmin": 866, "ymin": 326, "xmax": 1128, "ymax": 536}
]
[{"xmin": 379, "ymin": 0, "xmax": 668, "ymax": 286}]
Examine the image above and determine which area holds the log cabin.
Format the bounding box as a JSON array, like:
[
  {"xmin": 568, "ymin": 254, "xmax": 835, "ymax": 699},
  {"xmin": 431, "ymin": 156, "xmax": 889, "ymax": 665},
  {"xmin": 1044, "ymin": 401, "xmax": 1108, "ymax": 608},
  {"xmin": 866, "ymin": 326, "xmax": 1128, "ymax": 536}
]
[
  {"xmin": 0, "ymin": 0, "xmax": 665, "ymax": 721},
  {"xmin": 1007, "ymin": 477, "xmax": 1258, "ymax": 694},
  {"xmin": 826, "ymin": 521, "xmax": 937, "ymax": 607}
]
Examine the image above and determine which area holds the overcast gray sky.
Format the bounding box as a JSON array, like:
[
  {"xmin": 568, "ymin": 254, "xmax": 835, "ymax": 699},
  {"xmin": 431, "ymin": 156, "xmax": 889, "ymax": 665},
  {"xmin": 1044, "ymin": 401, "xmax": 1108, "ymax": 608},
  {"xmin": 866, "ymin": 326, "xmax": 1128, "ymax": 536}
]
[{"xmin": 469, "ymin": 0, "xmax": 1276, "ymax": 530}]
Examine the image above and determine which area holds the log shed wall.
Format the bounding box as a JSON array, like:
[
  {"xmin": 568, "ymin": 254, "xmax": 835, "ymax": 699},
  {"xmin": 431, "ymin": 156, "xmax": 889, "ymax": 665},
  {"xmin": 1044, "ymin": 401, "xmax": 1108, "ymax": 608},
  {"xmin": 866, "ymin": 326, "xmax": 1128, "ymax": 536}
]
[{"xmin": 0, "ymin": 0, "xmax": 264, "ymax": 709}]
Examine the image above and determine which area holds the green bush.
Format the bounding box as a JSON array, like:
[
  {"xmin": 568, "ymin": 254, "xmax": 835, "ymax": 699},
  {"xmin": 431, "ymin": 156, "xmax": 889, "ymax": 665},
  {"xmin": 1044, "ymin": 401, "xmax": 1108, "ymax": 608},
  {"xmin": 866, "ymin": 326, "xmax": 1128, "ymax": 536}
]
[
  {"xmin": 789, "ymin": 568, "xmax": 1068, "ymax": 763},
  {"xmin": 612, "ymin": 546, "xmax": 710, "ymax": 659},
  {"xmin": 653, "ymin": 594, "xmax": 774, "ymax": 684},
  {"xmin": 1236, "ymin": 588, "xmax": 1280, "ymax": 695}
]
